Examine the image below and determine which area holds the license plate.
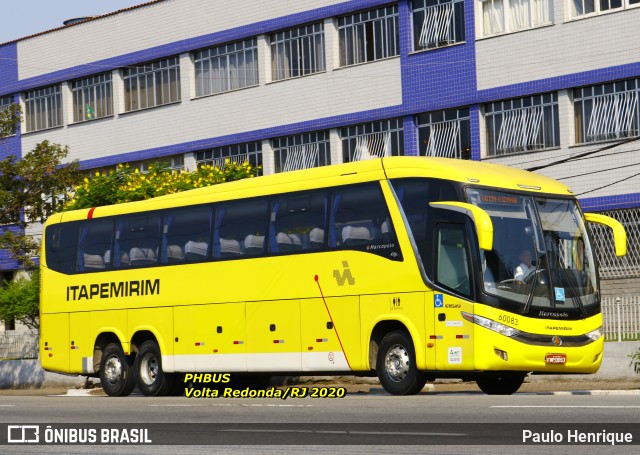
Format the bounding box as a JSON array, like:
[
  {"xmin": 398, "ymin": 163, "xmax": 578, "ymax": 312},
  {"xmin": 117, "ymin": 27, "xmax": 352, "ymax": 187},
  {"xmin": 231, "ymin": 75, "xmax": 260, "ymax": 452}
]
[{"xmin": 546, "ymin": 353, "xmax": 567, "ymax": 364}]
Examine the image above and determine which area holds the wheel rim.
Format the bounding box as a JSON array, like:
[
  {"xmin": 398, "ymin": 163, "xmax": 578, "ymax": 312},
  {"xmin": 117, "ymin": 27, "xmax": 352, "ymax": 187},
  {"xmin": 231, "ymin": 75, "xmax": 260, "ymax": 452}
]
[
  {"xmin": 139, "ymin": 352, "xmax": 159, "ymax": 386},
  {"xmin": 104, "ymin": 355, "xmax": 122, "ymax": 384},
  {"xmin": 384, "ymin": 344, "xmax": 410, "ymax": 382}
]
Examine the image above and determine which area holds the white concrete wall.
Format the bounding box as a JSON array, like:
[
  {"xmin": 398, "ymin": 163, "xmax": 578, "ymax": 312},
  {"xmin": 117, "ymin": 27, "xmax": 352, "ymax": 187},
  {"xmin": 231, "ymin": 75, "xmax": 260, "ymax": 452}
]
[
  {"xmin": 476, "ymin": 6, "xmax": 640, "ymax": 90},
  {"xmin": 19, "ymin": 56, "xmax": 402, "ymax": 165},
  {"xmin": 17, "ymin": 0, "xmax": 403, "ymax": 167},
  {"xmin": 17, "ymin": 0, "xmax": 346, "ymax": 80}
]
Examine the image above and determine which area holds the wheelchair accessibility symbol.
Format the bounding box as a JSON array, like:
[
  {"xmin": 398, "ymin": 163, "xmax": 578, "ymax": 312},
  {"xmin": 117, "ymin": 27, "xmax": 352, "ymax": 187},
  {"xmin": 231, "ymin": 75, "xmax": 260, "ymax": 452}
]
[{"xmin": 434, "ymin": 293, "xmax": 444, "ymax": 308}]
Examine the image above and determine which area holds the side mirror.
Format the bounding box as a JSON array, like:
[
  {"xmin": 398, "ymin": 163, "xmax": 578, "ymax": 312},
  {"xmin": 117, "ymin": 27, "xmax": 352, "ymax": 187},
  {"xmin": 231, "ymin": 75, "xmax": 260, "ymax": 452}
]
[
  {"xmin": 430, "ymin": 201, "xmax": 493, "ymax": 251},
  {"xmin": 584, "ymin": 213, "xmax": 627, "ymax": 257}
]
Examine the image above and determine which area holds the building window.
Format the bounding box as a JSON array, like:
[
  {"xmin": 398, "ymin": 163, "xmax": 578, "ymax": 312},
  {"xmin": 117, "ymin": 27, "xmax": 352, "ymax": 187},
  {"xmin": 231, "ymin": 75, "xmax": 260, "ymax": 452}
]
[
  {"xmin": 418, "ymin": 108, "xmax": 471, "ymax": 159},
  {"xmin": 485, "ymin": 93, "xmax": 559, "ymax": 156},
  {"xmin": 123, "ymin": 57, "xmax": 180, "ymax": 112},
  {"xmin": 0, "ymin": 95, "xmax": 12, "ymax": 110},
  {"xmin": 1, "ymin": 95, "xmax": 16, "ymax": 135},
  {"xmin": 71, "ymin": 73, "xmax": 113, "ymax": 123},
  {"xmin": 194, "ymin": 39, "xmax": 259, "ymax": 97},
  {"xmin": 574, "ymin": 79, "xmax": 640, "ymax": 144},
  {"xmin": 272, "ymin": 132, "xmax": 330, "ymax": 173},
  {"xmin": 481, "ymin": 0, "xmax": 552, "ymax": 36},
  {"xmin": 341, "ymin": 118, "xmax": 404, "ymax": 162},
  {"xmin": 338, "ymin": 5, "xmax": 399, "ymax": 66},
  {"xmin": 571, "ymin": 0, "xmax": 639, "ymax": 17},
  {"xmin": 412, "ymin": 0, "xmax": 465, "ymax": 50},
  {"xmin": 196, "ymin": 142, "xmax": 262, "ymax": 172},
  {"xmin": 129, "ymin": 155, "xmax": 185, "ymax": 173},
  {"xmin": 24, "ymin": 85, "xmax": 62, "ymax": 132},
  {"xmin": 271, "ymin": 23, "xmax": 325, "ymax": 81}
]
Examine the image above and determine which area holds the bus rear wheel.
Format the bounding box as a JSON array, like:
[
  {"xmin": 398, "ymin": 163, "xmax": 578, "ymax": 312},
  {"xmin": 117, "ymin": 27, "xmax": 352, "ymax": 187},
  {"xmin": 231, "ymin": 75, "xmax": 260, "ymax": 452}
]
[
  {"xmin": 99, "ymin": 343, "xmax": 136, "ymax": 397},
  {"xmin": 376, "ymin": 330, "xmax": 427, "ymax": 395},
  {"xmin": 134, "ymin": 340, "xmax": 174, "ymax": 396},
  {"xmin": 476, "ymin": 373, "xmax": 526, "ymax": 395}
]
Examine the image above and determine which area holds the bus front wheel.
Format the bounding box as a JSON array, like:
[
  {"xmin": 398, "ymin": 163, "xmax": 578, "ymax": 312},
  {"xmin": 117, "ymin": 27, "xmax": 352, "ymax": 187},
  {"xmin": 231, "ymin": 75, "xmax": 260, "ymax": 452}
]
[
  {"xmin": 476, "ymin": 373, "xmax": 526, "ymax": 395},
  {"xmin": 134, "ymin": 340, "xmax": 174, "ymax": 396},
  {"xmin": 99, "ymin": 343, "xmax": 136, "ymax": 397},
  {"xmin": 376, "ymin": 330, "xmax": 427, "ymax": 395}
]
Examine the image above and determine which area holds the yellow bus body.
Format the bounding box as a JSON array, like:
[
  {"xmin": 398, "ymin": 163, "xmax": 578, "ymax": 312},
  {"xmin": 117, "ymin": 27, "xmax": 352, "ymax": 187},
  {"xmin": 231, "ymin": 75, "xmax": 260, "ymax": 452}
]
[{"xmin": 39, "ymin": 157, "xmax": 616, "ymax": 395}]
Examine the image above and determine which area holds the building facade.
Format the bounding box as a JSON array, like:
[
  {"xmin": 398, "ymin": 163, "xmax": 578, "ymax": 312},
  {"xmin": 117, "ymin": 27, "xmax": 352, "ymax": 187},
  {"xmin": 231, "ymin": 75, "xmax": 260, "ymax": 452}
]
[{"xmin": 1, "ymin": 0, "xmax": 639, "ymax": 294}]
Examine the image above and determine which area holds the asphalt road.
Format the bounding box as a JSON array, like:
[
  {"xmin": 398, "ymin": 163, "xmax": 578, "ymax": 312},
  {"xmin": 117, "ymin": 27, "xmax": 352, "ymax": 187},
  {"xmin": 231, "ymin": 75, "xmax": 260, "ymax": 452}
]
[{"xmin": 1, "ymin": 386, "xmax": 639, "ymax": 454}]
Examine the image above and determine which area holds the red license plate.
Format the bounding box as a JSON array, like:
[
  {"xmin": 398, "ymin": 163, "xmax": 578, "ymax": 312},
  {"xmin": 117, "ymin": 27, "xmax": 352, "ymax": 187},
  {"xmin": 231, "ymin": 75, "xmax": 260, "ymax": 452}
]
[{"xmin": 545, "ymin": 353, "xmax": 567, "ymax": 364}]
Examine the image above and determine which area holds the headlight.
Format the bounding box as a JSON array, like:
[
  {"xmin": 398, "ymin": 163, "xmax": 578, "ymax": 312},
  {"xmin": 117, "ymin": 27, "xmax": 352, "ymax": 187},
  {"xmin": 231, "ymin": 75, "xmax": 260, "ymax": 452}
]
[
  {"xmin": 461, "ymin": 312, "xmax": 521, "ymax": 337},
  {"xmin": 585, "ymin": 327, "xmax": 603, "ymax": 341}
]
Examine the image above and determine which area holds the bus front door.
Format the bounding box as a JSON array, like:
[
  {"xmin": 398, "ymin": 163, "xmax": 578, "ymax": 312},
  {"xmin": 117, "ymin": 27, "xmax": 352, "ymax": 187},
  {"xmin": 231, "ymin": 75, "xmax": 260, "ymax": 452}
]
[
  {"xmin": 431, "ymin": 222, "xmax": 475, "ymax": 371},
  {"xmin": 432, "ymin": 292, "xmax": 474, "ymax": 371}
]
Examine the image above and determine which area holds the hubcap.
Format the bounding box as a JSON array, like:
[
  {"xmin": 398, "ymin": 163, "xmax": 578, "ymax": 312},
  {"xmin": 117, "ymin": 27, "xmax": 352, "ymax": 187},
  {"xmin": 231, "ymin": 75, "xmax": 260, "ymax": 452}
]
[
  {"xmin": 139, "ymin": 353, "xmax": 159, "ymax": 386},
  {"xmin": 104, "ymin": 356, "xmax": 122, "ymax": 384},
  {"xmin": 385, "ymin": 344, "xmax": 410, "ymax": 382}
]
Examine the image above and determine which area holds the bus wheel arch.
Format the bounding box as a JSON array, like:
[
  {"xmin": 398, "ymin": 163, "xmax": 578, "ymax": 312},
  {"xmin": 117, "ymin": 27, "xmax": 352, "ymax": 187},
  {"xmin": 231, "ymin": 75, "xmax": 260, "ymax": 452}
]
[
  {"xmin": 132, "ymin": 336, "xmax": 175, "ymax": 397},
  {"xmin": 370, "ymin": 323, "xmax": 428, "ymax": 395},
  {"xmin": 94, "ymin": 332, "xmax": 119, "ymax": 373}
]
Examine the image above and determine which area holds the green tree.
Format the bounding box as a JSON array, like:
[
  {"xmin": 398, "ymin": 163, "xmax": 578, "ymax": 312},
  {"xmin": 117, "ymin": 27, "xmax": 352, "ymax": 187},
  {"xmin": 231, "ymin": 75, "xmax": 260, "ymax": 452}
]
[
  {"xmin": 1, "ymin": 105, "xmax": 80, "ymax": 330},
  {"xmin": 1, "ymin": 142, "xmax": 81, "ymax": 269}
]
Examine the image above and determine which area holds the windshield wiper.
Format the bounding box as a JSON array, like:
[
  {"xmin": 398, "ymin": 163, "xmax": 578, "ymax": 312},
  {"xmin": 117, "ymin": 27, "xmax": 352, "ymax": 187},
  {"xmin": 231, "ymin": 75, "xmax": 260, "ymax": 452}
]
[{"xmin": 556, "ymin": 266, "xmax": 588, "ymax": 316}]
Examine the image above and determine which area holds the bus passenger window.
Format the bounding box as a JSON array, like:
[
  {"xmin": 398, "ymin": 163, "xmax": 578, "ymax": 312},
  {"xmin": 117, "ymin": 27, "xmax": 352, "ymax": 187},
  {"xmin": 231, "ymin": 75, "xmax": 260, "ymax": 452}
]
[
  {"xmin": 115, "ymin": 215, "xmax": 161, "ymax": 268},
  {"xmin": 77, "ymin": 219, "xmax": 113, "ymax": 272},
  {"xmin": 44, "ymin": 223, "xmax": 79, "ymax": 274},
  {"xmin": 162, "ymin": 206, "xmax": 212, "ymax": 263},
  {"xmin": 269, "ymin": 192, "xmax": 327, "ymax": 253},
  {"xmin": 215, "ymin": 199, "xmax": 268, "ymax": 258},
  {"xmin": 328, "ymin": 183, "xmax": 401, "ymax": 260}
]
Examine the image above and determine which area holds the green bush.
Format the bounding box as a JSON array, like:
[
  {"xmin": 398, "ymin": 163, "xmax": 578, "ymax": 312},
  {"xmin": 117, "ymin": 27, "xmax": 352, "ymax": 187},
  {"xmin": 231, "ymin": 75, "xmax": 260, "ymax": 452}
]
[
  {"xmin": 630, "ymin": 348, "xmax": 640, "ymax": 375},
  {"xmin": 0, "ymin": 270, "xmax": 40, "ymax": 330},
  {"xmin": 65, "ymin": 161, "xmax": 259, "ymax": 210}
]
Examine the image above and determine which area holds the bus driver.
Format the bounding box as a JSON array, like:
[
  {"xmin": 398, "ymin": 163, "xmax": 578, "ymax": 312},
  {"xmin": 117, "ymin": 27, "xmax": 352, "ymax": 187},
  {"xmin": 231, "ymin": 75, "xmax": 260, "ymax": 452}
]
[{"xmin": 514, "ymin": 249, "xmax": 535, "ymax": 283}]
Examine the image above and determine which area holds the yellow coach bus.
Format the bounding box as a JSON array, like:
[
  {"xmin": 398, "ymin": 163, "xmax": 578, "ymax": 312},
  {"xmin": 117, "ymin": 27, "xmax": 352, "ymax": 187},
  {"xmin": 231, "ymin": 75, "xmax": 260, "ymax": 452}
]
[{"xmin": 39, "ymin": 157, "xmax": 626, "ymax": 396}]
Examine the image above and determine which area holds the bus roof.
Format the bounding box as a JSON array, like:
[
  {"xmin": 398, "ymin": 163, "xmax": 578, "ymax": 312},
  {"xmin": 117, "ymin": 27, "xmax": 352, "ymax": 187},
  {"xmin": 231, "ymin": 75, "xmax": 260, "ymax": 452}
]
[{"xmin": 52, "ymin": 157, "xmax": 573, "ymax": 223}]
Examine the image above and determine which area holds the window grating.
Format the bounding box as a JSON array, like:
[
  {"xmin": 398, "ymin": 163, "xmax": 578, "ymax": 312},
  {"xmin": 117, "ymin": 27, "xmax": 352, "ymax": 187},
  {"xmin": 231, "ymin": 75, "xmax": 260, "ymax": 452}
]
[
  {"xmin": 272, "ymin": 132, "xmax": 330, "ymax": 173},
  {"xmin": 413, "ymin": 0, "xmax": 465, "ymax": 50},
  {"xmin": 341, "ymin": 119, "xmax": 404, "ymax": 162},
  {"xmin": 590, "ymin": 208, "xmax": 640, "ymax": 279},
  {"xmin": 418, "ymin": 108, "xmax": 470, "ymax": 159}
]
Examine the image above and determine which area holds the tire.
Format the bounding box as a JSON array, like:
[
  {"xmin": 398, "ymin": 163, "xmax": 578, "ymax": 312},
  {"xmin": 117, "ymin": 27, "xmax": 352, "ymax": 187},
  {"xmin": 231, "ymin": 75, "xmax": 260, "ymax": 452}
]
[
  {"xmin": 134, "ymin": 340, "xmax": 174, "ymax": 396},
  {"xmin": 476, "ymin": 373, "xmax": 526, "ymax": 395},
  {"xmin": 376, "ymin": 330, "xmax": 427, "ymax": 395},
  {"xmin": 99, "ymin": 343, "xmax": 136, "ymax": 397}
]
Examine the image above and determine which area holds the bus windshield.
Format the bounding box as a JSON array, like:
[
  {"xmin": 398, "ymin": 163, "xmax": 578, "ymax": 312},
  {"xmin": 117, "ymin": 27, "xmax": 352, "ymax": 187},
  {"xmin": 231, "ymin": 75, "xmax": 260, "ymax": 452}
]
[{"xmin": 466, "ymin": 188, "xmax": 598, "ymax": 317}]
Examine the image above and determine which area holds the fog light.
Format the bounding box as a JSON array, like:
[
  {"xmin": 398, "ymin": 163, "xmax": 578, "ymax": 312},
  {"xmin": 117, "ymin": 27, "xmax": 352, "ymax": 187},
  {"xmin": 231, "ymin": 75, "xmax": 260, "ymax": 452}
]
[{"xmin": 494, "ymin": 348, "xmax": 508, "ymax": 361}]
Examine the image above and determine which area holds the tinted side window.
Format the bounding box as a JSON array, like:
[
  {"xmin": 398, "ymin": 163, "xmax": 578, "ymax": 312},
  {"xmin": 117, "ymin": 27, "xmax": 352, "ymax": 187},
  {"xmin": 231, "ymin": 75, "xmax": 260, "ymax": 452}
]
[
  {"xmin": 329, "ymin": 182, "xmax": 402, "ymax": 260},
  {"xmin": 115, "ymin": 215, "xmax": 161, "ymax": 268},
  {"xmin": 45, "ymin": 223, "xmax": 79, "ymax": 274},
  {"xmin": 78, "ymin": 219, "xmax": 113, "ymax": 272},
  {"xmin": 214, "ymin": 199, "xmax": 269, "ymax": 258},
  {"xmin": 392, "ymin": 178, "xmax": 458, "ymax": 268},
  {"xmin": 162, "ymin": 206, "xmax": 212, "ymax": 263},
  {"xmin": 436, "ymin": 224, "xmax": 471, "ymax": 297},
  {"xmin": 269, "ymin": 191, "xmax": 328, "ymax": 252}
]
